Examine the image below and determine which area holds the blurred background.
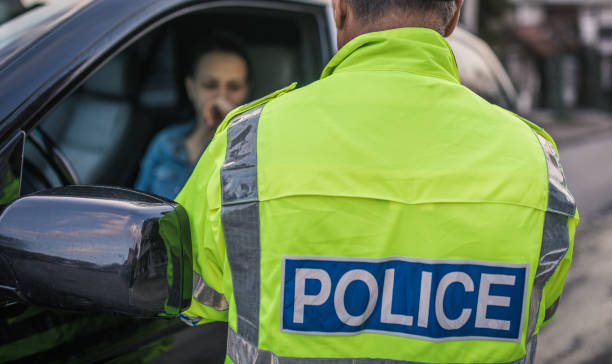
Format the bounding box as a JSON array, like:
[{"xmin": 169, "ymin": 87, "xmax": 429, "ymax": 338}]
[
  {"xmin": 461, "ymin": 1, "xmax": 612, "ymax": 363},
  {"xmin": 462, "ymin": 0, "xmax": 612, "ymax": 113}
]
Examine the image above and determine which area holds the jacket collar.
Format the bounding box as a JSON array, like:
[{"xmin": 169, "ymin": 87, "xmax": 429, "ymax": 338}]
[{"xmin": 321, "ymin": 27, "xmax": 460, "ymax": 84}]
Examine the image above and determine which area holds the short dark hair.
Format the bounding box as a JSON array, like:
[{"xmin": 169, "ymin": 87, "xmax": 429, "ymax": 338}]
[
  {"xmin": 348, "ymin": 0, "xmax": 457, "ymax": 25},
  {"xmin": 188, "ymin": 32, "xmax": 252, "ymax": 82}
]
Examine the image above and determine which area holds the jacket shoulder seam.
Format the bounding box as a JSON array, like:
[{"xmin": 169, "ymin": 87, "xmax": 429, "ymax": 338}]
[{"xmin": 215, "ymin": 82, "xmax": 297, "ymax": 135}]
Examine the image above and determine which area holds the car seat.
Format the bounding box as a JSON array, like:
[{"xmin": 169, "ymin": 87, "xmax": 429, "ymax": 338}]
[
  {"xmin": 41, "ymin": 54, "xmax": 139, "ymax": 185},
  {"xmin": 246, "ymin": 44, "xmax": 300, "ymax": 99}
]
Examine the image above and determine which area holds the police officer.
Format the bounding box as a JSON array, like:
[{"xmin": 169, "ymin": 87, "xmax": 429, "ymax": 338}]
[{"xmin": 176, "ymin": 1, "xmax": 578, "ymax": 363}]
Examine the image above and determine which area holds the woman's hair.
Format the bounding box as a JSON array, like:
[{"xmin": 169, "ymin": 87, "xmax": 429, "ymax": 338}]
[{"xmin": 188, "ymin": 32, "xmax": 252, "ymax": 82}]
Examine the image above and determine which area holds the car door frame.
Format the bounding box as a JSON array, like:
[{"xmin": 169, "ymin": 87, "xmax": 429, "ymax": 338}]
[{"xmin": 0, "ymin": 0, "xmax": 335, "ymax": 150}]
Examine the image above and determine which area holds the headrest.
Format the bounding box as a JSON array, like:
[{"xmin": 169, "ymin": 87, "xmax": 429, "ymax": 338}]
[
  {"xmin": 139, "ymin": 33, "xmax": 178, "ymax": 108},
  {"xmin": 83, "ymin": 54, "xmax": 131, "ymax": 97},
  {"xmin": 247, "ymin": 45, "xmax": 299, "ymax": 99}
]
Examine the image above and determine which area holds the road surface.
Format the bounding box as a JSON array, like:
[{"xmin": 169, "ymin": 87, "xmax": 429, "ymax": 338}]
[{"xmin": 560, "ymin": 136, "xmax": 612, "ymax": 223}]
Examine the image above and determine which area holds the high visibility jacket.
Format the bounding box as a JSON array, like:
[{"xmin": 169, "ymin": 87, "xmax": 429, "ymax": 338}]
[{"xmin": 176, "ymin": 27, "xmax": 578, "ymax": 364}]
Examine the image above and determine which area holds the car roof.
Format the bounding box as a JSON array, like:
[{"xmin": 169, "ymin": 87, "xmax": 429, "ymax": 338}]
[{"xmin": 0, "ymin": 0, "xmax": 329, "ymax": 69}]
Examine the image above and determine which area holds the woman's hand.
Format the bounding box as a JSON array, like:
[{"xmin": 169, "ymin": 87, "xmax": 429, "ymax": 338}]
[{"xmin": 204, "ymin": 98, "xmax": 234, "ymax": 130}]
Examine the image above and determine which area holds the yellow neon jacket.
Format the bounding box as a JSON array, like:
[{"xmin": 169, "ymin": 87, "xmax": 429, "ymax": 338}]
[{"xmin": 176, "ymin": 27, "xmax": 578, "ymax": 363}]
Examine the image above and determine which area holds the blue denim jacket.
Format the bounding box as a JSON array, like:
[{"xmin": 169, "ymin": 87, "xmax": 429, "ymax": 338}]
[{"xmin": 134, "ymin": 122, "xmax": 202, "ymax": 200}]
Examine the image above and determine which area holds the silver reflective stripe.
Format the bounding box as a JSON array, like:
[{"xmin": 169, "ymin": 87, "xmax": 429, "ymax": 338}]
[
  {"xmin": 178, "ymin": 313, "xmax": 202, "ymax": 326},
  {"xmin": 193, "ymin": 271, "xmax": 229, "ymax": 311},
  {"xmin": 227, "ymin": 329, "xmax": 535, "ymax": 364},
  {"xmin": 221, "ymin": 106, "xmax": 262, "ymax": 205},
  {"xmin": 221, "ymin": 105, "xmax": 264, "ymax": 346},
  {"xmin": 536, "ymin": 134, "xmax": 576, "ymax": 216},
  {"xmin": 527, "ymin": 134, "xmax": 576, "ymax": 338},
  {"xmin": 544, "ymin": 297, "xmax": 560, "ymax": 322},
  {"xmin": 513, "ymin": 335, "xmax": 538, "ymax": 364},
  {"xmin": 228, "ymin": 327, "xmax": 272, "ymax": 364}
]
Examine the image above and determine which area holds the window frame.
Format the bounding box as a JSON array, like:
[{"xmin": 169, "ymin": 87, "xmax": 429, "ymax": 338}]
[{"xmin": 20, "ymin": 0, "xmax": 334, "ymax": 189}]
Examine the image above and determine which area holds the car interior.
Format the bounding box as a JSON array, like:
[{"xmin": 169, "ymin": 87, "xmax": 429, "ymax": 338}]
[{"xmin": 23, "ymin": 7, "xmax": 325, "ymax": 195}]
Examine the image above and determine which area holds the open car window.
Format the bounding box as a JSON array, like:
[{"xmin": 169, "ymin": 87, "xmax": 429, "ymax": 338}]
[{"xmin": 23, "ymin": 5, "xmax": 325, "ymax": 195}]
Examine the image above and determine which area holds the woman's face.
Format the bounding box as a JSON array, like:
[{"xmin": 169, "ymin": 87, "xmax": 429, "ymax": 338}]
[{"xmin": 185, "ymin": 51, "xmax": 250, "ymax": 129}]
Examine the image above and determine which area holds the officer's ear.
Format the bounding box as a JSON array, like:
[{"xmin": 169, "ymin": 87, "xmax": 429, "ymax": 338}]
[
  {"xmin": 332, "ymin": 0, "xmax": 348, "ymax": 31},
  {"xmin": 444, "ymin": 0, "xmax": 464, "ymax": 37}
]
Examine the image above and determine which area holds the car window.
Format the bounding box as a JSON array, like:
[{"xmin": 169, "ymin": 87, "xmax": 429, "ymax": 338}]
[{"xmin": 23, "ymin": 5, "xmax": 326, "ymax": 195}]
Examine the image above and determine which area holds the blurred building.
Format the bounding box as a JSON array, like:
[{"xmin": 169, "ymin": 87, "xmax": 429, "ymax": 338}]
[{"xmin": 504, "ymin": 0, "xmax": 612, "ymax": 112}]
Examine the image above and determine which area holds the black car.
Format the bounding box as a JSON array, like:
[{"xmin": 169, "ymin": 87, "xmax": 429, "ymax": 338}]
[{"xmin": 0, "ymin": 0, "xmax": 519, "ymax": 362}]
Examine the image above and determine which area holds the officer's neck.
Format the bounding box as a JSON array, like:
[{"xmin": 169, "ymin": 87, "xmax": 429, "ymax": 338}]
[{"xmin": 338, "ymin": 14, "xmax": 445, "ymax": 49}]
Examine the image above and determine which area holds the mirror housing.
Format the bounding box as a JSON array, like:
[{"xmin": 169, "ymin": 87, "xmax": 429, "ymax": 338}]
[{"xmin": 0, "ymin": 186, "xmax": 192, "ymax": 318}]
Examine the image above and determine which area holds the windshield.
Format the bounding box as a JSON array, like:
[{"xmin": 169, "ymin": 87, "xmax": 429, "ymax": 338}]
[{"xmin": 0, "ymin": 0, "xmax": 90, "ymax": 62}]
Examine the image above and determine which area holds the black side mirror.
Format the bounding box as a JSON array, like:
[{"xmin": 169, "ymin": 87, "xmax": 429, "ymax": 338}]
[{"xmin": 0, "ymin": 186, "xmax": 192, "ymax": 318}]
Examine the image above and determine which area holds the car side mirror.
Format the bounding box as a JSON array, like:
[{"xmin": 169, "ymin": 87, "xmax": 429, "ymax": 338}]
[{"xmin": 0, "ymin": 186, "xmax": 192, "ymax": 318}]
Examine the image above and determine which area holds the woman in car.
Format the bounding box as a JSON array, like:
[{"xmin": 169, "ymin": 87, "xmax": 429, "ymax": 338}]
[{"xmin": 135, "ymin": 34, "xmax": 251, "ymax": 199}]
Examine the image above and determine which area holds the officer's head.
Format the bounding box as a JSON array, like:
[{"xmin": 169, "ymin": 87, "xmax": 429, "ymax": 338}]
[{"xmin": 332, "ymin": 0, "xmax": 464, "ymax": 48}]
